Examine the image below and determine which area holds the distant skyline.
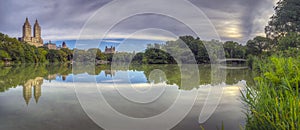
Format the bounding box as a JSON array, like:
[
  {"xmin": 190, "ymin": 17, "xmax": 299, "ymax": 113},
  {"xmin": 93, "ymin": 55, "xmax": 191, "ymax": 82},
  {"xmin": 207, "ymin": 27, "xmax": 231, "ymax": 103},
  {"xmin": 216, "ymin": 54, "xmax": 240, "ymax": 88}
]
[
  {"xmin": 53, "ymin": 38, "xmax": 165, "ymax": 52},
  {"xmin": 0, "ymin": 0, "xmax": 278, "ymax": 44}
]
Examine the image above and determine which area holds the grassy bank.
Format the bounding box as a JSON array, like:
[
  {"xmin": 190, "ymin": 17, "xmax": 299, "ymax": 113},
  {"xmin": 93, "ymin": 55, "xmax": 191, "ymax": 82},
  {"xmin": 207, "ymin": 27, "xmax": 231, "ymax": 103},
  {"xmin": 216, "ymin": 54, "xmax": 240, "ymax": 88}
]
[{"xmin": 242, "ymin": 56, "xmax": 300, "ymax": 130}]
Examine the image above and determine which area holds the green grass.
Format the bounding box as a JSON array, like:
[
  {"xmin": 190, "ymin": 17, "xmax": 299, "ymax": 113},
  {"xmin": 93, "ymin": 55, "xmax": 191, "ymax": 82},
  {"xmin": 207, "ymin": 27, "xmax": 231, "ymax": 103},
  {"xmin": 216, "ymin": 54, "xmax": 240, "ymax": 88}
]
[{"xmin": 242, "ymin": 56, "xmax": 300, "ymax": 130}]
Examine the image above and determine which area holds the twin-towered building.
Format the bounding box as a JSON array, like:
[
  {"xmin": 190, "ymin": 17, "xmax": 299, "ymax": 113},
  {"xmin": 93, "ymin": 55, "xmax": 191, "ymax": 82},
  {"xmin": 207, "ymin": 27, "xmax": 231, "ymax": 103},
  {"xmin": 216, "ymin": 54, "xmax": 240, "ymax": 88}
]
[
  {"xmin": 104, "ymin": 46, "xmax": 116, "ymax": 54},
  {"xmin": 19, "ymin": 18, "xmax": 122, "ymax": 52},
  {"xmin": 19, "ymin": 18, "xmax": 67, "ymax": 49},
  {"xmin": 20, "ymin": 17, "xmax": 43, "ymax": 47}
]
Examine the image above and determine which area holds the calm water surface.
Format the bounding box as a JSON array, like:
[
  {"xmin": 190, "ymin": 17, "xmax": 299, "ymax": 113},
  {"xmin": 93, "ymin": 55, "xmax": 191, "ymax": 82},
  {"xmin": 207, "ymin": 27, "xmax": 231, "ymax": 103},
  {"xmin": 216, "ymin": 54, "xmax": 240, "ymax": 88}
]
[{"xmin": 0, "ymin": 64, "xmax": 253, "ymax": 130}]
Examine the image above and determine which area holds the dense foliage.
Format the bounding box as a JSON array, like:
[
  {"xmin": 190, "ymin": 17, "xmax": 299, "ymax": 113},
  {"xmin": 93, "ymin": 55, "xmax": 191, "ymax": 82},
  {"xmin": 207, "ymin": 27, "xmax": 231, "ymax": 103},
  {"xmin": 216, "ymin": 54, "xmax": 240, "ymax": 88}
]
[
  {"xmin": 129, "ymin": 33, "xmax": 299, "ymax": 65},
  {"xmin": 0, "ymin": 63, "xmax": 253, "ymax": 93},
  {"xmin": 265, "ymin": 0, "xmax": 300, "ymax": 39},
  {"xmin": 131, "ymin": 36, "xmax": 246, "ymax": 64},
  {"xmin": 0, "ymin": 63, "xmax": 72, "ymax": 92},
  {"xmin": 243, "ymin": 56, "xmax": 300, "ymax": 130},
  {"xmin": 2, "ymin": 30, "xmax": 299, "ymax": 66},
  {"xmin": 0, "ymin": 33, "xmax": 74, "ymax": 64},
  {"xmin": 242, "ymin": 0, "xmax": 300, "ymax": 129}
]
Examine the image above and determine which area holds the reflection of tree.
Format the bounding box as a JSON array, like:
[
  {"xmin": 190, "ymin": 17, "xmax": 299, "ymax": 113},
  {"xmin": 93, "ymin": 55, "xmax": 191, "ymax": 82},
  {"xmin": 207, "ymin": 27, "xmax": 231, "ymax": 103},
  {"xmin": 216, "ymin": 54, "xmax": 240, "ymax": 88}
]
[
  {"xmin": 0, "ymin": 64, "xmax": 72, "ymax": 92},
  {"xmin": 131, "ymin": 64, "xmax": 181, "ymax": 85},
  {"xmin": 73, "ymin": 63, "xmax": 110, "ymax": 75},
  {"xmin": 225, "ymin": 68, "xmax": 254, "ymax": 86},
  {"xmin": 129, "ymin": 64, "xmax": 254, "ymax": 89},
  {"xmin": 0, "ymin": 63, "xmax": 254, "ymax": 95},
  {"xmin": 0, "ymin": 63, "xmax": 73, "ymax": 105}
]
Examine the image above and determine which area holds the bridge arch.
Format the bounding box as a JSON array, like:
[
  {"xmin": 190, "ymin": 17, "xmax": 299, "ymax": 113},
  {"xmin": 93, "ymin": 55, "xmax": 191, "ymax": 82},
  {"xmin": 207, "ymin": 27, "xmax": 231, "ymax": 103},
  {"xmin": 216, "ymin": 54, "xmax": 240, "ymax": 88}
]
[{"xmin": 217, "ymin": 58, "xmax": 248, "ymax": 69}]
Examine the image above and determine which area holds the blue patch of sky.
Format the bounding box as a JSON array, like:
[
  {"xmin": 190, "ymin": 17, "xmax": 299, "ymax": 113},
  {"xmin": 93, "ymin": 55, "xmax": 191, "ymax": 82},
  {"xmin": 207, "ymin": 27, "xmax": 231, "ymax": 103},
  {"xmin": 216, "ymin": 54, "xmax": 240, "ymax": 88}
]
[{"xmin": 54, "ymin": 70, "xmax": 148, "ymax": 83}]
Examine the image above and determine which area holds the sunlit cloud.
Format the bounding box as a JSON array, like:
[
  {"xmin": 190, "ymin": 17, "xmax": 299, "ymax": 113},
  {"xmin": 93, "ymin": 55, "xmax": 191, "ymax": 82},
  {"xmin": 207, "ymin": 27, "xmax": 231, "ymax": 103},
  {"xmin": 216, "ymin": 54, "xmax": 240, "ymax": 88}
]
[
  {"xmin": 223, "ymin": 28, "xmax": 243, "ymax": 38},
  {"xmin": 218, "ymin": 20, "xmax": 243, "ymax": 39}
]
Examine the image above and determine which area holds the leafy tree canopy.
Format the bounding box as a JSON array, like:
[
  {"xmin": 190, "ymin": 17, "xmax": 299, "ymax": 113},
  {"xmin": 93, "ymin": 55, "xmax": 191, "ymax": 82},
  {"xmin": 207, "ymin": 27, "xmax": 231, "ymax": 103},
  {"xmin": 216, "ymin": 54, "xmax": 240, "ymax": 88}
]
[{"xmin": 265, "ymin": 0, "xmax": 300, "ymax": 39}]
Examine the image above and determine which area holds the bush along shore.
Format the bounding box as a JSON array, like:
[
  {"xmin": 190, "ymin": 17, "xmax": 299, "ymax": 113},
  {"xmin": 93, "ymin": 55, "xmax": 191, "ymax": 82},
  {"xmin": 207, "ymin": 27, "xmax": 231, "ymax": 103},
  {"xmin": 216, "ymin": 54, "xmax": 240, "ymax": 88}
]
[{"xmin": 242, "ymin": 56, "xmax": 300, "ymax": 130}]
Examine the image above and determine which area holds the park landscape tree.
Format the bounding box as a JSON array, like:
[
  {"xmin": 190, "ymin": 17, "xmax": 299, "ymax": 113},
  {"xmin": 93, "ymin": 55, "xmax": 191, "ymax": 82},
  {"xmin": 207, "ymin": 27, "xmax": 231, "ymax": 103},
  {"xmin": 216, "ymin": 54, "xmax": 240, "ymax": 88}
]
[
  {"xmin": 278, "ymin": 32, "xmax": 300, "ymax": 50},
  {"xmin": 265, "ymin": 0, "xmax": 300, "ymax": 39},
  {"xmin": 223, "ymin": 41, "xmax": 246, "ymax": 58},
  {"xmin": 242, "ymin": 0, "xmax": 300, "ymax": 129},
  {"xmin": 246, "ymin": 36, "xmax": 271, "ymax": 56}
]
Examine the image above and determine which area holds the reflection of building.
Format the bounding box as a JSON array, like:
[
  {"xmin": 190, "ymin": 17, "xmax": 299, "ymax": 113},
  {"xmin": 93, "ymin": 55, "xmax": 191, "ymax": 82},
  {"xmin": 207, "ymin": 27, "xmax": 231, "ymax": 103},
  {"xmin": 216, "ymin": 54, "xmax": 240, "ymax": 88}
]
[
  {"xmin": 19, "ymin": 18, "xmax": 43, "ymax": 47},
  {"xmin": 104, "ymin": 70, "xmax": 116, "ymax": 77},
  {"xmin": 62, "ymin": 75, "xmax": 67, "ymax": 81},
  {"xmin": 104, "ymin": 46, "xmax": 116, "ymax": 54},
  {"xmin": 23, "ymin": 77, "xmax": 43, "ymax": 105},
  {"xmin": 46, "ymin": 74, "xmax": 57, "ymax": 82}
]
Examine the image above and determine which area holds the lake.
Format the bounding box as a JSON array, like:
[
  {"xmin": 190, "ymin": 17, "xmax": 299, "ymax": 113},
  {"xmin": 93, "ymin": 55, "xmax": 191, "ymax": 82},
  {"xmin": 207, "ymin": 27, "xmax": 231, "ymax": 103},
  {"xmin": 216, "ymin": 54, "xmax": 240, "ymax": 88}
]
[{"xmin": 0, "ymin": 64, "xmax": 253, "ymax": 130}]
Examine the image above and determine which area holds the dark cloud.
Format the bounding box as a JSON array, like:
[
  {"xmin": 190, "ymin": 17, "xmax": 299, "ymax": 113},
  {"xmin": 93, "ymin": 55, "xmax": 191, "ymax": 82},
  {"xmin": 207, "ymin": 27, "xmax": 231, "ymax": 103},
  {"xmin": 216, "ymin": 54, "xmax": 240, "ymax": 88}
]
[{"xmin": 0, "ymin": 0, "xmax": 276, "ymax": 43}]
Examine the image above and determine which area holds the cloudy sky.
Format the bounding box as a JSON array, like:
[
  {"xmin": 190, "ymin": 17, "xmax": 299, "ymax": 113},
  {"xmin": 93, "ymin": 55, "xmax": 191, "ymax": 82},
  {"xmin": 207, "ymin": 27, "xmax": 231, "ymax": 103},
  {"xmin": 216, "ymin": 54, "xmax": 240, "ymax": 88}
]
[{"xmin": 0, "ymin": 0, "xmax": 277, "ymax": 44}]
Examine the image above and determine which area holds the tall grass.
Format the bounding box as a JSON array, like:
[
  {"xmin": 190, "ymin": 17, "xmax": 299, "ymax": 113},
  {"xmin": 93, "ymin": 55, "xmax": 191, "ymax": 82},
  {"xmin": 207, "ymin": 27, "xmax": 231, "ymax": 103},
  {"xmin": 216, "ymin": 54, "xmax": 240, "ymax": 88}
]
[{"xmin": 242, "ymin": 56, "xmax": 300, "ymax": 130}]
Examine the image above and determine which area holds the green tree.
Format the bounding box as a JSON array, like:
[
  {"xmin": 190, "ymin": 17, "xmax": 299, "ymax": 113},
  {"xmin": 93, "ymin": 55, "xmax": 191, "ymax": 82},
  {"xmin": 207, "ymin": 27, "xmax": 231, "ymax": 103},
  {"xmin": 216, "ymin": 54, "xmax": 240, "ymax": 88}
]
[
  {"xmin": 265, "ymin": 0, "xmax": 300, "ymax": 39},
  {"xmin": 60, "ymin": 48, "xmax": 73, "ymax": 61},
  {"xmin": 0, "ymin": 32, "xmax": 75, "ymax": 63},
  {"xmin": 0, "ymin": 50, "xmax": 10, "ymax": 59},
  {"xmin": 224, "ymin": 41, "xmax": 238, "ymax": 58},
  {"xmin": 223, "ymin": 41, "xmax": 246, "ymax": 58},
  {"xmin": 37, "ymin": 48, "xmax": 48, "ymax": 62},
  {"xmin": 132, "ymin": 52, "xmax": 144, "ymax": 64},
  {"xmin": 47, "ymin": 50, "xmax": 68, "ymax": 63},
  {"xmin": 144, "ymin": 48, "xmax": 174, "ymax": 64},
  {"xmin": 246, "ymin": 36, "xmax": 271, "ymax": 56},
  {"xmin": 278, "ymin": 32, "xmax": 300, "ymax": 50},
  {"xmin": 57, "ymin": 50, "xmax": 68, "ymax": 62}
]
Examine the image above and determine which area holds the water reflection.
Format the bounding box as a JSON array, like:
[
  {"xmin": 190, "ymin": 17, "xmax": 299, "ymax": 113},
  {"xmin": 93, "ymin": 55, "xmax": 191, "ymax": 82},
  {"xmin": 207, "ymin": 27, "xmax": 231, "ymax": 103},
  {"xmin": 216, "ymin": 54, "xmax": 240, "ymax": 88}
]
[
  {"xmin": 0, "ymin": 64, "xmax": 254, "ymax": 105},
  {"xmin": 104, "ymin": 70, "xmax": 116, "ymax": 77},
  {"xmin": 0, "ymin": 64, "xmax": 252, "ymax": 130},
  {"xmin": 23, "ymin": 77, "xmax": 43, "ymax": 104}
]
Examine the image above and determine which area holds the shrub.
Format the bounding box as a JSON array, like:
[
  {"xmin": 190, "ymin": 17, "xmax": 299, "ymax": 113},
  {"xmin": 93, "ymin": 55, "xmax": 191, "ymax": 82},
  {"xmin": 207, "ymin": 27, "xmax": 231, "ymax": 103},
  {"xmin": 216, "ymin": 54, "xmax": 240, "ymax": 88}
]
[{"xmin": 242, "ymin": 56, "xmax": 300, "ymax": 130}]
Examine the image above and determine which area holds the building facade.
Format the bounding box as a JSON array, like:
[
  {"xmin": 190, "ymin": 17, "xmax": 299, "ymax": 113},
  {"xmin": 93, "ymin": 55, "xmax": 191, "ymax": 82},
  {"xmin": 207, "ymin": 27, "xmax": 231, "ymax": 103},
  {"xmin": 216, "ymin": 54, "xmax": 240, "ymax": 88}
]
[
  {"xmin": 104, "ymin": 46, "xmax": 116, "ymax": 54},
  {"xmin": 44, "ymin": 41, "xmax": 57, "ymax": 50},
  {"xmin": 20, "ymin": 18, "xmax": 43, "ymax": 47}
]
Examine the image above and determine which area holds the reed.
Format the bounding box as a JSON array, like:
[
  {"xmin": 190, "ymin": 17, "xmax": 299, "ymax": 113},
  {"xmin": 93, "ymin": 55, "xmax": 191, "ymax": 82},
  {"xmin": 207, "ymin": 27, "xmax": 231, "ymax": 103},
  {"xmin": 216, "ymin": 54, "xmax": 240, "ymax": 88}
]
[{"xmin": 242, "ymin": 56, "xmax": 300, "ymax": 130}]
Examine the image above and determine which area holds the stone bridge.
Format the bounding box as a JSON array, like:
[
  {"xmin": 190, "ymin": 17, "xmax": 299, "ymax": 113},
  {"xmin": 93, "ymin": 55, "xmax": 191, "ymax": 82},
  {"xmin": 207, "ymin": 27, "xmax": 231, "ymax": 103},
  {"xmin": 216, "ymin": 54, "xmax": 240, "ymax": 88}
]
[
  {"xmin": 217, "ymin": 58, "xmax": 247, "ymax": 63},
  {"xmin": 217, "ymin": 58, "xmax": 248, "ymax": 69}
]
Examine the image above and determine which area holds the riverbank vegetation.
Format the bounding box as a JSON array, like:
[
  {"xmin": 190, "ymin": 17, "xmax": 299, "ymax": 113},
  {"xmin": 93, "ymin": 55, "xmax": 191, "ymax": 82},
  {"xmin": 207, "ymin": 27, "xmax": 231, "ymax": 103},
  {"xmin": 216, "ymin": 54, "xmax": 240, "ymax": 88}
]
[
  {"xmin": 0, "ymin": 63, "xmax": 72, "ymax": 92},
  {"xmin": 242, "ymin": 0, "xmax": 300, "ymax": 129},
  {"xmin": 0, "ymin": 63, "xmax": 253, "ymax": 92},
  {"xmin": 2, "ymin": 28, "xmax": 299, "ymax": 66},
  {"xmin": 0, "ymin": 33, "xmax": 73, "ymax": 64},
  {"xmin": 1, "ymin": 31, "xmax": 293, "ymax": 65},
  {"xmin": 242, "ymin": 56, "xmax": 300, "ymax": 130}
]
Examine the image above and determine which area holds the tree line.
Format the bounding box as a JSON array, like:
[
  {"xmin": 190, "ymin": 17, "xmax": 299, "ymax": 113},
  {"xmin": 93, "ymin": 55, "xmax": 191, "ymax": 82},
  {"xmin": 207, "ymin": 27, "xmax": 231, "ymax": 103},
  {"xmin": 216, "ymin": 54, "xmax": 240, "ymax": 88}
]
[
  {"xmin": 0, "ymin": 33, "xmax": 113, "ymax": 64},
  {"xmin": 1, "ymin": 31, "xmax": 300, "ymax": 65},
  {"xmin": 0, "ymin": 33, "xmax": 74, "ymax": 64},
  {"xmin": 130, "ymin": 33, "xmax": 300, "ymax": 64},
  {"xmin": 243, "ymin": 0, "xmax": 300, "ymax": 129}
]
